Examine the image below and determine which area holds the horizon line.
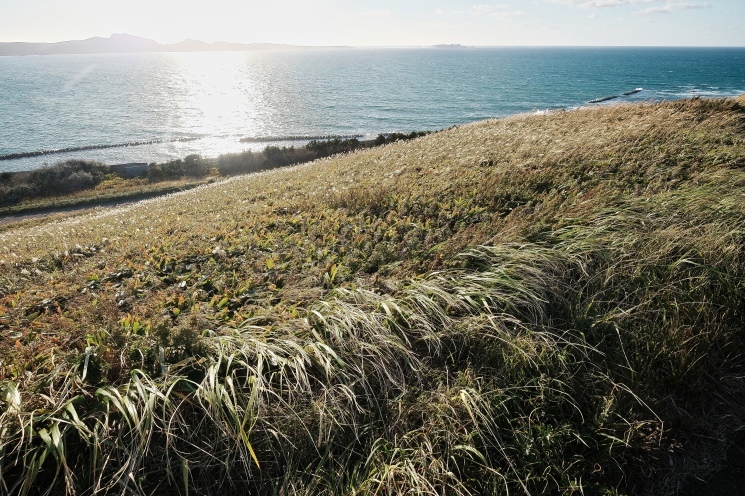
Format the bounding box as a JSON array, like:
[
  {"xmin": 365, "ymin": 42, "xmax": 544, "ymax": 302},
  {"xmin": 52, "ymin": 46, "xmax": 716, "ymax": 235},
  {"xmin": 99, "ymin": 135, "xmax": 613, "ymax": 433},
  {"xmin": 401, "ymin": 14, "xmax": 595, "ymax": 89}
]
[{"xmin": 0, "ymin": 34, "xmax": 743, "ymax": 49}]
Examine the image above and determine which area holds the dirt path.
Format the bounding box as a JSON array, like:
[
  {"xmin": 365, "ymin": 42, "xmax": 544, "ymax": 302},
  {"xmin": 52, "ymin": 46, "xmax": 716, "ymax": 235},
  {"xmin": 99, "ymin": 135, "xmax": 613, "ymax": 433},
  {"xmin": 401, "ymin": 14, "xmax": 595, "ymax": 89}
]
[{"xmin": 0, "ymin": 190, "xmax": 173, "ymax": 226}]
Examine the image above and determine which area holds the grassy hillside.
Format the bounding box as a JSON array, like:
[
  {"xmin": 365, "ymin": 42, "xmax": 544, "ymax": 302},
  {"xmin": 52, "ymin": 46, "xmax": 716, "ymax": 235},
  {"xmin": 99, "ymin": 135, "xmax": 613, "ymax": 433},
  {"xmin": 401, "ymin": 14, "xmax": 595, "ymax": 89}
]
[{"xmin": 1, "ymin": 97, "xmax": 745, "ymax": 495}]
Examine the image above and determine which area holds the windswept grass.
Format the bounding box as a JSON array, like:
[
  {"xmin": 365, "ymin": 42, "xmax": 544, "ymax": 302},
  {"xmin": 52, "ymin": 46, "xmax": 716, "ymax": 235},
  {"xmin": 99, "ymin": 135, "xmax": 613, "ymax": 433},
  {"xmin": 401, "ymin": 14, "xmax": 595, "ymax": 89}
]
[{"xmin": 1, "ymin": 97, "xmax": 745, "ymax": 495}]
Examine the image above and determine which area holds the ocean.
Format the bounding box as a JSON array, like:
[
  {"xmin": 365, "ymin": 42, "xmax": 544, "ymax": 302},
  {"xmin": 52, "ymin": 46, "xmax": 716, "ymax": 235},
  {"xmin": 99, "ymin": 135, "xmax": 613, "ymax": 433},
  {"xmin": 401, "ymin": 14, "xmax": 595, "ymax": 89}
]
[{"xmin": 1, "ymin": 47, "xmax": 743, "ymax": 173}]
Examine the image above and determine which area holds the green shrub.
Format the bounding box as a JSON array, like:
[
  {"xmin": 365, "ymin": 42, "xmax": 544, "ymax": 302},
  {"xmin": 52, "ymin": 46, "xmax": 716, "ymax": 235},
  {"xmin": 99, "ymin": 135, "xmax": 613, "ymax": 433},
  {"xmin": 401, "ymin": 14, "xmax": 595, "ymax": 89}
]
[
  {"xmin": 0, "ymin": 183, "xmax": 36, "ymax": 207},
  {"xmin": 148, "ymin": 159, "xmax": 184, "ymax": 182},
  {"xmin": 28, "ymin": 159, "xmax": 109, "ymax": 197},
  {"xmin": 183, "ymin": 154, "xmax": 210, "ymax": 177}
]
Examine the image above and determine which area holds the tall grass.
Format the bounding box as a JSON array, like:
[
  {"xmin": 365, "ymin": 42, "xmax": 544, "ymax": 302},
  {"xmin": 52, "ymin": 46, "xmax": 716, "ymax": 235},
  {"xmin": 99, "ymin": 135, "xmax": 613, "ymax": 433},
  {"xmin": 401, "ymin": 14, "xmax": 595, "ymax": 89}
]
[{"xmin": 1, "ymin": 97, "xmax": 745, "ymax": 494}]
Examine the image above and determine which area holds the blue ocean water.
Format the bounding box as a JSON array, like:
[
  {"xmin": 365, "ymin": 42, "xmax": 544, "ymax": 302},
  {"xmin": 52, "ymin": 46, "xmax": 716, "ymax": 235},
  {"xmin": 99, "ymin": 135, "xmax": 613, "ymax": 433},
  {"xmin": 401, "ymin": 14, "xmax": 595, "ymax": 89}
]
[{"xmin": 1, "ymin": 47, "xmax": 743, "ymax": 172}]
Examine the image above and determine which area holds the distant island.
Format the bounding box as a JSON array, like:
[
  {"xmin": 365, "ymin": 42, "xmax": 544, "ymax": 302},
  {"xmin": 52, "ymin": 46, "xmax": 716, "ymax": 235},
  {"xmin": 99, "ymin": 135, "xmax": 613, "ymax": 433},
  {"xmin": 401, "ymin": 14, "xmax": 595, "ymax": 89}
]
[
  {"xmin": 432, "ymin": 44, "xmax": 467, "ymax": 48},
  {"xmin": 0, "ymin": 33, "xmax": 349, "ymax": 56}
]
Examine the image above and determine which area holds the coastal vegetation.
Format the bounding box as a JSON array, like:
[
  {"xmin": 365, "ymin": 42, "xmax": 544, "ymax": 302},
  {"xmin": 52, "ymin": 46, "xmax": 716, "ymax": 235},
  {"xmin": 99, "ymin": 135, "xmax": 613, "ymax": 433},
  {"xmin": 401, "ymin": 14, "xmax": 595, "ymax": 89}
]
[
  {"xmin": 0, "ymin": 133, "xmax": 428, "ymax": 213},
  {"xmin": 1, "ymin": 97, "xmax": 744, "ymax": 495}
]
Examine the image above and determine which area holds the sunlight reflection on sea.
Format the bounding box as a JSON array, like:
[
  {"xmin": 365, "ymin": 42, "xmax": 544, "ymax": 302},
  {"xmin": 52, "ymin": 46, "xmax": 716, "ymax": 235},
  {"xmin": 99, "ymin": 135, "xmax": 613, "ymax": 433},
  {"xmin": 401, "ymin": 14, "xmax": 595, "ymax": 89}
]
[{"xmin": 0, "ymin": 47, "xmax": 743, "ymax": 172}]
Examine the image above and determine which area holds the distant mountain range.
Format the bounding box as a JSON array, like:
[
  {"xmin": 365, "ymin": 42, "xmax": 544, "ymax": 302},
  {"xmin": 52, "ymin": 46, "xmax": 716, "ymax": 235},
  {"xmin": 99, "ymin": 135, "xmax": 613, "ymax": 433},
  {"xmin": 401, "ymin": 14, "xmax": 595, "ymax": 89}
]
[{"xmin": 0, "ymin": 33, "xmax": 347, "ymax": 56}]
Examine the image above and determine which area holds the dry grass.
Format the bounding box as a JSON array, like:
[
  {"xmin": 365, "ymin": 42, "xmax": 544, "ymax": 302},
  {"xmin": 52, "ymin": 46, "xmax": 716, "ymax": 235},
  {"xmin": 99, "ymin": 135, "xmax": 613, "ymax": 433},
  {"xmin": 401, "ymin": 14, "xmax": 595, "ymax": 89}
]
[{"xmin": 1, "ymin": 97, "xmax": 745, "ymax": 495}]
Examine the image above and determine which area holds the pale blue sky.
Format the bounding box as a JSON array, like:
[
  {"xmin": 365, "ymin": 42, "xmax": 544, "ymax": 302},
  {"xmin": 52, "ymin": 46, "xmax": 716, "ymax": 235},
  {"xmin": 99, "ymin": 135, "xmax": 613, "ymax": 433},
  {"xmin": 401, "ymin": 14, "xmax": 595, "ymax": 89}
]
[{"xmin": 0, "ymin": 0, "xmax": 742, "ymax": 46}]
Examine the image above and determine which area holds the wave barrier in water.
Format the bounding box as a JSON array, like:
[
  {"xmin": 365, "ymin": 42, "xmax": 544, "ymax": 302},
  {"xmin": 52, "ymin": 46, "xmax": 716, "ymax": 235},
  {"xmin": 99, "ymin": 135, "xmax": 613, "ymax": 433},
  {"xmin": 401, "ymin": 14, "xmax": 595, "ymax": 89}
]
[
  {"xmin": 588, "ymin": 88, "xmax": 644, "ymax": 104},
  {"xmin": 0, "ymin": 135, "xmax": 368, "ymax": 162},
  {"xmin": 0, "ymin": 137, "xmax": 201, "ymax": 162}
]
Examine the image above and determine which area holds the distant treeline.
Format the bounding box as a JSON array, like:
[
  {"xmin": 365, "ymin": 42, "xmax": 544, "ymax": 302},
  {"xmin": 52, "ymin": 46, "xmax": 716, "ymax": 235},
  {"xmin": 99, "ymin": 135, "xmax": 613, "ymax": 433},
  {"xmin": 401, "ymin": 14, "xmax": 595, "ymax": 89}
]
[
  {"xmin": 238, "ymin": 134, "xmax": 363, "ymax": 143},
  {"xmin": 0, "ymin": 132, "xmax": 429, "ymax": 209}
]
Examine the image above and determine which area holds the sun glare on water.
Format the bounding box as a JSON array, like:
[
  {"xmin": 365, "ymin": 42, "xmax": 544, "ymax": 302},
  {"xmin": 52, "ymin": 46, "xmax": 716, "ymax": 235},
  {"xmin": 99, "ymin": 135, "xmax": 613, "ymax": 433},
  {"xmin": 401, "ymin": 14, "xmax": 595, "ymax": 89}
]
[{"xmin": 170, "ymin": 51, "xmax": 266, "ymax": 141}]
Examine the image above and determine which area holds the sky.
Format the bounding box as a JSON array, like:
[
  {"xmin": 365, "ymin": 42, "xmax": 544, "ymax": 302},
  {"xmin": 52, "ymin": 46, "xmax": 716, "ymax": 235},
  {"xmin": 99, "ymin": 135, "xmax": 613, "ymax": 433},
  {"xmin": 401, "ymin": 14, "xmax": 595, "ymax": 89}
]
[{"xmin": 0, "ymin": 0, "xmax": 743, "ymax": 47}]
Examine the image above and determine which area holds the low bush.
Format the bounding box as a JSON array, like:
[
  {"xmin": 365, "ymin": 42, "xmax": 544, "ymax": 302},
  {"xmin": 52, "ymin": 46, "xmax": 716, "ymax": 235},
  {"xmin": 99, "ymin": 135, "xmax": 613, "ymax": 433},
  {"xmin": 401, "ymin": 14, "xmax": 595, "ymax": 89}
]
[
  {"xmin": 0, "ymin": 183, "xmax": 37, "ymax": 207},
  {"xmin": 2, "ymin": 133, "xmax": 432, "ymax": 208},
  {"xmin": 27, "ymin": 159, "xmax": 109, "ymax": 197}
]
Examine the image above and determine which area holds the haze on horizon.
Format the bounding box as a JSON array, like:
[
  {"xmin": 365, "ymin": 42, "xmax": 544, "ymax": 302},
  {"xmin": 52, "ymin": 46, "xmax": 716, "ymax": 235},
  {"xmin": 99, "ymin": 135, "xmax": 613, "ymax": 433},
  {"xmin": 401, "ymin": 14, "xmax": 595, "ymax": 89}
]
[{"xmin": 1, "ymin": 0, "xmax": 743, "ymax": 47}]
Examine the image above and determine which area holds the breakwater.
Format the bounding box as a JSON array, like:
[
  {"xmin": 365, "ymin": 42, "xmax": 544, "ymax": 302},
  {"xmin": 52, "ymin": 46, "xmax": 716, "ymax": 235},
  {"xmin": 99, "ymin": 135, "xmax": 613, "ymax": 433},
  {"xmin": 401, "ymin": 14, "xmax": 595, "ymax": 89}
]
[
  {"xmin": 588, "ymin": 88, "xmax": 644, "ymax": 104},
  {"xmin": 0, "ymin": 137, "xmax": 200, "ymax": 162}
]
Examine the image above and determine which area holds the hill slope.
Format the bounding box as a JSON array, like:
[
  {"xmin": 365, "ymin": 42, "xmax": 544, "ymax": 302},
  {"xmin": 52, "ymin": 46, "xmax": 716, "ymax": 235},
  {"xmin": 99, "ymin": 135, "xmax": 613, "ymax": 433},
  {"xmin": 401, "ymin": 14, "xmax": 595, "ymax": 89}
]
[{"xmin": 1, "ymin": 98, "xmax": 745, "ymax": 495}]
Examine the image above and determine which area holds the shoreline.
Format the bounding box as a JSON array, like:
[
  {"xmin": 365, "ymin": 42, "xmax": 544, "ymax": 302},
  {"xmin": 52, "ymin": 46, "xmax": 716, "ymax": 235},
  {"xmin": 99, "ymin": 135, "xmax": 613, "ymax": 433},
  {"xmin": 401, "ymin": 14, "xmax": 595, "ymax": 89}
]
[
  {"xmin": 0, "ymin": 135, "xmax": 389, "ymax": 176},
  {"xmin": 3, "ymin": 91, "xmax": 744, "ymax": 174},
  {"xmin": 2, "ymin": 94, "xmax": 743, "ymax": 224},
  {"xmin": 4, "ymin": 92, "xmax": 744, "ymax": 175},
  {"xmin": 0, "ymin": 132, "xmax": 428, "ymax": 223},
  {"xmin": 0, "ymin": 133, "xmax": 392, "ymax": 174}
]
